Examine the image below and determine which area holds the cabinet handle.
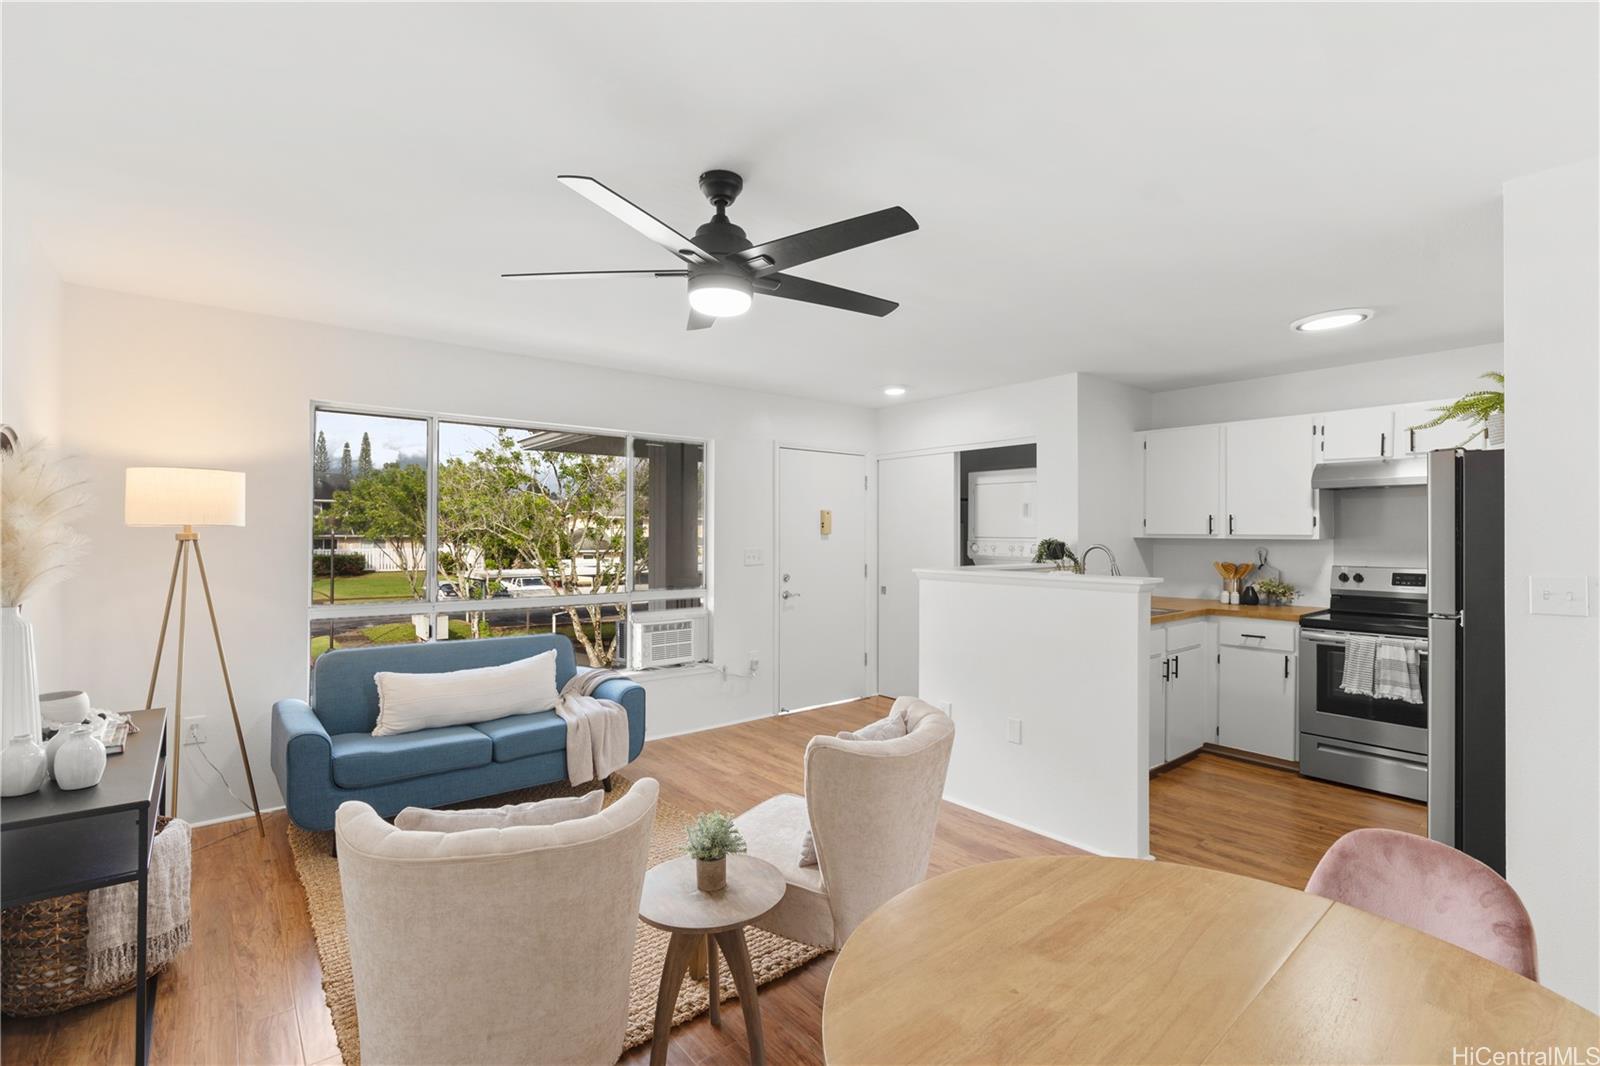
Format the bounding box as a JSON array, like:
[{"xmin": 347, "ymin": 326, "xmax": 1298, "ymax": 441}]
[
  {"xmin": 1228, "ymin": 514, "xmax": 1235, "ymax": 535},
  {"xmin": 1172, "ymin": 655, "xmax": 1180, "ymax": 679},
  {"xmin": 1409, "ymin": 428, "xmax": 1416, "ymax": 453},
  {"xmin": 1284, "ymin": 654, "xmax": 1290, "ymax": 679},
  {"xmin": 1380, "ymin": 431, "xmax": 1386, "ymax": 456},
  {"xmin": 1162, "ymin": 658, "xmax": 1170, "ymax": 682},
  {"xmin": 1208, "ymin": 514, "xmax": 1214, "ymax": 535},
  {"xmin": 1241, "ymin": 633, "xmax": 1267, "ymax": 640}
]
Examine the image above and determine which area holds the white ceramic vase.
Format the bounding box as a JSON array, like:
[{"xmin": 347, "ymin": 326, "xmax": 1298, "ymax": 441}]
[
  {"xmin": 1, "ymin": 732, "xmax": 48, "ymax": 797},
  {"xmin": 1, "ymin": 605, "xmax": 42, "ymax": 746},
  {"xmin": 53, "ymin": 725, "xmax": 107, "ymax": 791}
]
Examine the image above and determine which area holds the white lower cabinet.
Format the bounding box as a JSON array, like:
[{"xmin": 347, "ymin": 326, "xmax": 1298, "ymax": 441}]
[
  {"xmin": 1148, "ymin": 652, "xmax": 1168, "ymax": 769},
  {"xmin": 1165, "ymin": 644, "xmax": 1214, "ymax": 760},
  {"xmin": 1217, "ymin": 627, "xmax": 1297, "ymax": 760},
  {"xmin": 1149, "ymin": 621, "xmax": 1217, "ymax": 768}
]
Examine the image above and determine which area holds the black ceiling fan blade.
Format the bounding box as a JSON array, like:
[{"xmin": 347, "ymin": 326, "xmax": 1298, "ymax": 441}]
[
  {"xmin": 759, "ymin": 272, "xmax": 899, "ymax": 317},
  {"xmin": 501, "ymin": 269, "xmax": 688, "ymax": 280},
  {"xmin": 687, "ymin": 309, "xmax": 716, "ymax": 330},
  {"xmin": 737, "ymin": 206, "xmax": 918, "ymax": 277},
  {"xmin": 557, "ymin": 176, "xmax": 720, "ymax": 267}
]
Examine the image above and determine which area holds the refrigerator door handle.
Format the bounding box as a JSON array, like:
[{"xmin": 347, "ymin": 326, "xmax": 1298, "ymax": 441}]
[
  {"xmin": 1428, "ymin": 449, "xmax": 1458, "ymax": 616},
  {"xmin": 1427, "ymin": 614, "xmax": 1458, "ymax": 847}
]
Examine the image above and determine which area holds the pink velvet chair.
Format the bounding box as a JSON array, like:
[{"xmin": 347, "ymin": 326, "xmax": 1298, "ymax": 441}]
[{"xmin": 1306, "ymin": 827, "xmax": 1538, "ymax": 980}]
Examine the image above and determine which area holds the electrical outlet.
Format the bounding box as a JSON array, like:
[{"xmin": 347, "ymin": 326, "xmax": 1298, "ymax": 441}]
[
  {"xmin": 1007, "ymin": 717, "xmax": 1023, "ymax": 745},
  {"xmin": 748, "ymin": 652, "xmax": 760, "ymax": 675},
  {"xmin": 185, "ymin": 716, "xmax": 208, "ymax": 746}
]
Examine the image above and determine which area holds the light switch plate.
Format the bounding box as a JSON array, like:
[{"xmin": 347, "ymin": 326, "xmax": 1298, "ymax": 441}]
[
  {"xmin": 1529, "ymin": 575, "xmax": 1590, "ymax": 617},
  {"xmin": 743, "ymin": 548, "xmax": 763, "ymax": 566},
  {"xmin": 1006, "ymin": 717, "xmax": 1022, "ymax": 744}
]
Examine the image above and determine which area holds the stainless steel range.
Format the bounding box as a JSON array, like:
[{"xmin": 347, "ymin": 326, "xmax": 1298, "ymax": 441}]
[{"xmin": 1297, "ymin": 565, "xmax": 1429, "ymax": 801}]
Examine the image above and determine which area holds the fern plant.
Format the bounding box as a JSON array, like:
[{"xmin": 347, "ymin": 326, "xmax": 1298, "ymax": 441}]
[
  {"xmin": 1410, "ymin": 372, "xmax": 1504, "ymax": 445},
  {"xmin": 685, "ymin": 811, "xmax": 747, "ymax": 861},
  {"xmin": 1255, "ymin": 578, "xmax": 1298, "ymax": 604}
]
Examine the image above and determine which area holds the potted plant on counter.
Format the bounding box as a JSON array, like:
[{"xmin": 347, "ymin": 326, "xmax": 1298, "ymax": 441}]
[
  {"xmin": 1033, "ymin": 538, "xmax": 1080, "ymax": 572},
  {"xmin": 685, "ymin": 811, "xmax": 747, "ymax": 892},
  {"xmin": 1256, "ymin": 578, "xmax": 1299, "ymax": 606}
]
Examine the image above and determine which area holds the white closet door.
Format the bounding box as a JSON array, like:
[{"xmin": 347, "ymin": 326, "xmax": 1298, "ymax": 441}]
[{"xmin": 877, "ymin": 452, "xmax": 958, "ymax": 698}]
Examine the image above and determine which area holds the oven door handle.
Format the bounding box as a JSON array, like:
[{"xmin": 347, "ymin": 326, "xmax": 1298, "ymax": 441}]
[{"xmin": 1300, "ymin": 630, "xmax": 1429, "ymax": 649}]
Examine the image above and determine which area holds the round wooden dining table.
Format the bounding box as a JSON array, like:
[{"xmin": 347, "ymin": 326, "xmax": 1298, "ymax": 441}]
[{"xmin": 822, "ymin": 856, "xmax": 1599, "ymax": 1065}]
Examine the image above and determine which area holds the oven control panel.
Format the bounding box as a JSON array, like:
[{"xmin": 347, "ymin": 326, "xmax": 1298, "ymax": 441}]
[{"xmin": 1331, "ymin": 565, "xmax": 1427, "ymax": 597}]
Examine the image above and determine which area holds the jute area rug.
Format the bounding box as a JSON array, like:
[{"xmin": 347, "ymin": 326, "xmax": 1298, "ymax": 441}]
[{"xmin": 286, "ymin": 776, "xmax": 826, "ymax": 1065}]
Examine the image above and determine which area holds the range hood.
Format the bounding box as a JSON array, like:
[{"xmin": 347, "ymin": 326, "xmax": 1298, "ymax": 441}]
[{"xmin": 1311, "ymin": 455, "xmax": 1429, "ymax": 490}]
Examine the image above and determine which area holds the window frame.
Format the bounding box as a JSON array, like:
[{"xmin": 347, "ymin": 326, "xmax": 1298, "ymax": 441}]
[{"xmin": 307, "ymin": 402, "xmax": 712, "ymax": 652}]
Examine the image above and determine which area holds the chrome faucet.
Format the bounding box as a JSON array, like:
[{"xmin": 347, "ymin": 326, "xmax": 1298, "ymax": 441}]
[{"xmin": 1078, "ymin": 544, "xmax": 1122, "ymax": 576}]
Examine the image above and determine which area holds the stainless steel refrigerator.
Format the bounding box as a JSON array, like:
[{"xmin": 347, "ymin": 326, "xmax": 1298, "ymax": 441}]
[{"xmin": 1427, "ymin": 448, "xmax": 1506, "ymax": 874}]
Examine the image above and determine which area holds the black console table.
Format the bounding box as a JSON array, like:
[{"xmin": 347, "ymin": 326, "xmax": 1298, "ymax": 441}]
[{"xmin": 2, "ymin": 709, "xmax": 168, "ymax": 1066}]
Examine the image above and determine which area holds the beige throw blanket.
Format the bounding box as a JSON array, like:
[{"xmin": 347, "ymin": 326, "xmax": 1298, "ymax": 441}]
[
  {"xmin": 555, "ymin": 669, "xmax": 632, "ymax": 785},
  {"xmin": 85, "ymin": 818, "xmax": 192, "ymax": 989}
]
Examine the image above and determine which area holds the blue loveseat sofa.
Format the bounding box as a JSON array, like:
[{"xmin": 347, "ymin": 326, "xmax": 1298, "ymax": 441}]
[{"xmin": 271, "ymin": 634, "xmax": 645, "ymax": 831}]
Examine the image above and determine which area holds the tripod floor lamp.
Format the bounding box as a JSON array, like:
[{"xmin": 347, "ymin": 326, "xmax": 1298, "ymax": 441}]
[{"xmin": 126, "ymin": 467, "xmax": 263, "ymax": 835}]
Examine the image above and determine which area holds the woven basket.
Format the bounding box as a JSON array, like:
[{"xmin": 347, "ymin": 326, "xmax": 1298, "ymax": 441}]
[{"xmin": 2, "ymin": 817, "xmax": 181, "ymax": 1017}]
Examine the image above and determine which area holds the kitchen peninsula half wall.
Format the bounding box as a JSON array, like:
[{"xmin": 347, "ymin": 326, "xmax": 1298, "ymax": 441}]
[{"xmin": 917, "ymin": 565, "xmax": 1162, "ymax": 858}]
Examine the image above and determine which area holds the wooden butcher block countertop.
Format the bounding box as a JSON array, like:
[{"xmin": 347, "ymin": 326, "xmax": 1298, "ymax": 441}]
[{"xmin": 1150, "ymin": 596, "xmax": 1323, "ymax": 625}]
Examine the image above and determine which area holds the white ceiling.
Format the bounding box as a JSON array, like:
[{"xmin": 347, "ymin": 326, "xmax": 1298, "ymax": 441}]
[{"xmin": 3, "ymin": 3, "xmax": 1595, "ymax": 406}]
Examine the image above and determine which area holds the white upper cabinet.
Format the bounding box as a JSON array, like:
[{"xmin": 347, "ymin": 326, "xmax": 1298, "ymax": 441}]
[
  {"xmin": 1223, "ymin": 416, "xmax": 1320, "ymax": 538},
  {"xmin": 1392, "ymin": 400, "xmax": 1488, "ymax": 455},
  {"xmin": 1317, "ymin": 407, "xmax": 1395, "ymax": 462},
  {"xmin": 1141, "ymin": 425, "xmax": 1221, "ymax": 536}
]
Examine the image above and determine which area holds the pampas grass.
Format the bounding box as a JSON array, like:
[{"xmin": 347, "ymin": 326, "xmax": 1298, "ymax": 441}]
[{"xmin": 1, "ymin": 442, "xmax": 88, "ymax": 606}]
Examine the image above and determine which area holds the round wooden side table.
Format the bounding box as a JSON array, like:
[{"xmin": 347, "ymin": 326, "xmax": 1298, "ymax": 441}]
[{"xmin": 640, "ymin": 853, "xmax": 787, "ymax": 1066}]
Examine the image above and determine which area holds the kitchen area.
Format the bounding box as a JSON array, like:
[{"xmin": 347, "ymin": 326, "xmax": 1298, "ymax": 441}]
[{"xmin": 898, "ymin": 376, "xmax": 1508, "ymax": 877}]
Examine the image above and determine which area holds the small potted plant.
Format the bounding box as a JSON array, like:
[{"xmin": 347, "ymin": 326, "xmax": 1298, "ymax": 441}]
[
  {"xmin": 1411, "ymin": 372, "xmax": 1505, "ymax": 447},
  {"xmin": 1032, "ymin": 538, "xmax": 1080, "ymax": 573},
  {"xmin": 1256, "ymin": 578, "xmax": 1299, "ymax": 606},
  {"xmin": 685, "ymin": 811, "xmax": 747, "ymax": 892}
]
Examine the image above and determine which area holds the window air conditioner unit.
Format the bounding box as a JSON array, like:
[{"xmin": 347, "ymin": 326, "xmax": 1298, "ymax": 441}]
[{"xmin": 627, "ymin": 607, "xmax": 709, "ymax": 670}]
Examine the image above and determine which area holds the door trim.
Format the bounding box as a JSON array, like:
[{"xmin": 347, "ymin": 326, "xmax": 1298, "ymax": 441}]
[{"xmin": 774, "ymin": 444, "xmax": 870, "ymax": 714}]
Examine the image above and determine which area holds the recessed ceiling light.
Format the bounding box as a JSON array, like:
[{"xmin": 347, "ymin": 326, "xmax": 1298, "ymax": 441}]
[
  {"xmin": 883, "ymin": 385, "xmax": 908, "ymax": 397},
  {"xmin": 1291, "ymin": 308, "xmax": 1373, "ymax": 333}
]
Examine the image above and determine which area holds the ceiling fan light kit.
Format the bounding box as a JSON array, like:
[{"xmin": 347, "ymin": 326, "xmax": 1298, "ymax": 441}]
[
  {"xmin": 687, "ymin": 270, "xmax": 753, "ymax": 318},
  {"xmin": 504, "ymin": 169, "xmax": 918, "ymax": 329}
]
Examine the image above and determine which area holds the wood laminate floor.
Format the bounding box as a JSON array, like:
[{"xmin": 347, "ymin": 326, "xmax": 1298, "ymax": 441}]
[{"xmin": 2, "ymin": 697, "xmax": 1425, "ymax": 1066}]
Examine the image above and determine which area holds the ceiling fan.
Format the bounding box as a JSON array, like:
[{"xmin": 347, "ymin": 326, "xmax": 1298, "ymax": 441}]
[{"xmin": 503, "ymin": 170, "xmax": 918, "ymax": 330}]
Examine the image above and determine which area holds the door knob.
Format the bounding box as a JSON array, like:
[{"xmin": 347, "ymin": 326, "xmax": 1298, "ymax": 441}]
[{"xmin": 782, "ymin": 590, "xmax": 801, "ymax": 600}]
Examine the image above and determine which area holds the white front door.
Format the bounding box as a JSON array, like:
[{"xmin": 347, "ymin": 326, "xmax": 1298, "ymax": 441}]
[
  {"xmin": 876, "ymin": 452, "xmax": 958, "ymax": 698},
  {"xmin": 778, "ymin": 447, "xmax": 868, "ymax": 712}
]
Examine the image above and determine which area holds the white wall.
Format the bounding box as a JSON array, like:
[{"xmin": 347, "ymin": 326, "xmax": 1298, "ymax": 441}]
[
  {"xmin": 1147, "ymin": 342, "xmax": 1503, "ymax": 428},
  {"xmin": 1502, "ymin": 158, "xmax": 1599, "ymax": 1012},
  {"xmin": 1075, "ymin": 374, "xmax": 1153, "ymax": 577},
  {"xmin": 1143, "ymin": 343, "xmax": 1500, "ymax": 602},
  {"xmin": 1, "ymin": 176, "xmax": 67, "ymax": 682},
  {"xmin": 49, "ymin": 285, "xmax": 874, "ymax": 823},
  {"xmin": 875, "ymin": 373, "xmax": 1081, "ymax": 544}
]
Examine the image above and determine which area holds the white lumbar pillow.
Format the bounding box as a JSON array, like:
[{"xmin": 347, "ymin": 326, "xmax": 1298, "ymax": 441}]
[
  {"xmin": 372, "ymin": 650, "xmax": 558, "ymax": 736},
  {"xmin": 394, "ymin": 789, "xmax": 603, "ymax": 832}
]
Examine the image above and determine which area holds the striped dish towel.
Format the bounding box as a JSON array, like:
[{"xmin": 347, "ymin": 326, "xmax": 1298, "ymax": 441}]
[
  {"xmin": 1374, "ymin": 641, "xmax": 1424, "ymax": 704},
  {"xmin": 1340, "ymin": 636, "xmax": 1378, "ymax": 697}
]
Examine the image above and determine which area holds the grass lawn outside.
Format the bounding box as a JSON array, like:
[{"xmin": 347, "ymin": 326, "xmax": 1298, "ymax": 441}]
[
  {"xmin": 309, "ymin": 611, "xmax": 622, "ymax": 663},
  {"xmin": 312, "ymin": 570, "xmax": 423, "ymax": 603}
]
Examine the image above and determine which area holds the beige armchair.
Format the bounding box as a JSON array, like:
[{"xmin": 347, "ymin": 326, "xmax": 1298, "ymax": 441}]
[
  {"xmin": 334, "ymin": 779, "xmax": 659, "ymax": 1066},
  {"xmin": 734, "ymin": 700, "xmax": 954, "ymax": 950}
]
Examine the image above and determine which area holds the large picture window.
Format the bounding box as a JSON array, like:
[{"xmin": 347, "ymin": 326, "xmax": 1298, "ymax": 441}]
[{"xmin": 310, "ymin": 406, "xmax": 707, "ymax": 668}]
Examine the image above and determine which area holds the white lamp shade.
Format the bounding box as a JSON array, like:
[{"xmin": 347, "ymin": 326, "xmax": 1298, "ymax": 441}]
[{"xmin": 125, "ymin": 467, "xmax": 246, "ymax": 527}]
